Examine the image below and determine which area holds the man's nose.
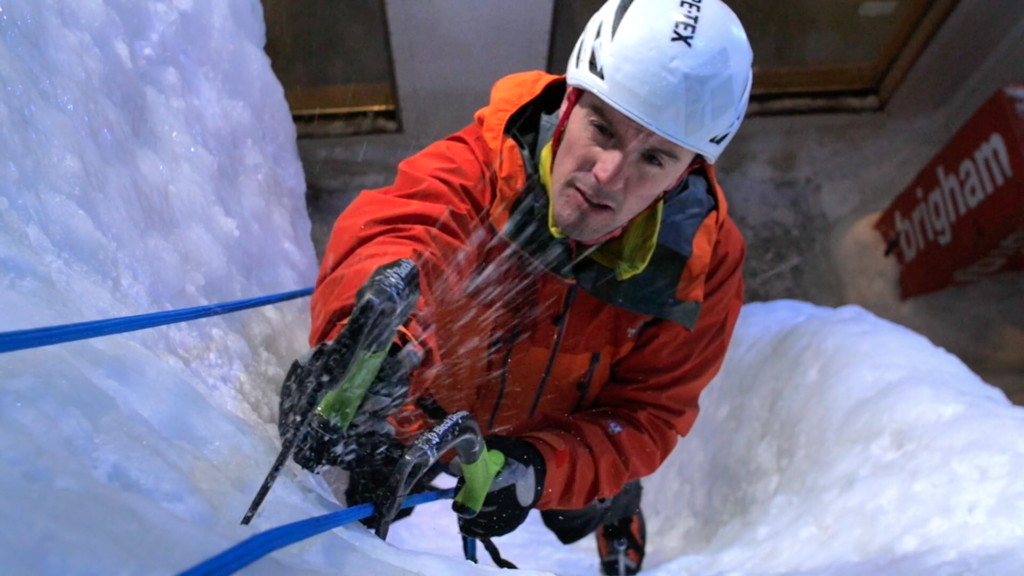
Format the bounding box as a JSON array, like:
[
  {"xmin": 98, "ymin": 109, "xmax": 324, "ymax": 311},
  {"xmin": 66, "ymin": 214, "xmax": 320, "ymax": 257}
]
[{"xmin": 591, "ymin": 148, "xmax": 626, "ymax": 190}]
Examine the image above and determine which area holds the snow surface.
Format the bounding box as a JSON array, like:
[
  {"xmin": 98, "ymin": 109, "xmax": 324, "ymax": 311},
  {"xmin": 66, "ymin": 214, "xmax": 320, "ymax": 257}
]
[{"xmin": 2, "ymin": 1, "xmax": 1024, "ymax": 575}]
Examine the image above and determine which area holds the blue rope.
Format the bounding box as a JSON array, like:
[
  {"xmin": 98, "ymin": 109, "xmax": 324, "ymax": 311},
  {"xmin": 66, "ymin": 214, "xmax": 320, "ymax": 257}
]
[
  {"xmin": 0, "ymin": 288, "xmax": 313, "ymax": 354},
  {"xmin": 0, "ymin": 285, "xmax": 458, "ymax": 572},
  {"xmin": 178, "ymin": 488, "xmax": 456, "ymax": 576}
]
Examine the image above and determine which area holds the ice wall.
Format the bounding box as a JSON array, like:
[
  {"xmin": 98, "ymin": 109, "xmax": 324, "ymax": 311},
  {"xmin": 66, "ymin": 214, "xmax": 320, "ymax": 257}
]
[
  {"xmin": 0, "ymin": 1, "xmax": 504, "ymax": 574},
  {"xmin": 642, "ymin": 302, "xmax": 1024, "ymax": 575},
  {"xmin": 4, "ymin": 1, "xmax": 1024, "ymax": 575},
  {"xmin": 0, "ymin": 0, "xmax": 314, "ymax": 422}
]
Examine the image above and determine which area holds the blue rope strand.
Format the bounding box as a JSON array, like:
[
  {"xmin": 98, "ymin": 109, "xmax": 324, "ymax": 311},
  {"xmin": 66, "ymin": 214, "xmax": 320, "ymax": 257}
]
[
  {"xmin": 1, "ymin": 285, "xmax": 458, "ymax": 573},
  {"xmin": 0, "ymin": 287, "xmax": 313, "ymax": 354},
  {"xmin": 178, "ymin": 488, "xmax": 456, "ymax": 576}
]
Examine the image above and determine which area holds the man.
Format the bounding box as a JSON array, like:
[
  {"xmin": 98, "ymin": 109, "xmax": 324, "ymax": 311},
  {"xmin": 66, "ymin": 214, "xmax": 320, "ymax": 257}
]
[{"xmin": 284, "ymin": 1, "xmax": 752, "ymax": 573}]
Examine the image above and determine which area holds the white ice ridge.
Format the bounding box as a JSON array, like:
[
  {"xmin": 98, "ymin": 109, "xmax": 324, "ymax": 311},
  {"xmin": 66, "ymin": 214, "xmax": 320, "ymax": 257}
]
[
  {"xmin": 2, "ymin": 0, "xmax": 1024, "ymax": 574},
  {"xmin": 640, "ymin": 302, "xmax": 1024, "ymax": 575}
]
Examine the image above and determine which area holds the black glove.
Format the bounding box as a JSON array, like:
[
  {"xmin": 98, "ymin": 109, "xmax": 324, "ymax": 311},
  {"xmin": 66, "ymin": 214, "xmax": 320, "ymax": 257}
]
[
  {"xmin": 456, "ymin": 435, "xmax": 547, "ymax": 539},
  {"xmin": 278, "ymin": 340, "xmax": 422, "ymax": 473}
]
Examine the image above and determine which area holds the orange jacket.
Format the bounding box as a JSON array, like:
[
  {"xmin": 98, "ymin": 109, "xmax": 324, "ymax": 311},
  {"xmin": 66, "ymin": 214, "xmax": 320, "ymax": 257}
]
[{"xmin": 310, "ymin": 72, "xmax": 745, "ymax": 510}]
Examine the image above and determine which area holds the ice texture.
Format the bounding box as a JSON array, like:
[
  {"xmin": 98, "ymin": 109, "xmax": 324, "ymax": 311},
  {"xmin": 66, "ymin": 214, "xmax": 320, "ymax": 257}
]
[{"xmin": 2, "ymin": 0, "xmax": 1024, "ymax": 575}]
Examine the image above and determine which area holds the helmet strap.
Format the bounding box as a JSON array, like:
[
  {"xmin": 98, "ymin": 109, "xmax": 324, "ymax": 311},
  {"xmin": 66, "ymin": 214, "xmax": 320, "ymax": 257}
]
[
  {"xmin": 663, "ymin": 156, "xmax": 706, "ymax": 201},
  {"xmin": 675, "ymin": 156, "xmax": 705, "ymax": 186},
  {"xmin": 550, "ymin": 86, "xmax": 581, "ymax": 164}
]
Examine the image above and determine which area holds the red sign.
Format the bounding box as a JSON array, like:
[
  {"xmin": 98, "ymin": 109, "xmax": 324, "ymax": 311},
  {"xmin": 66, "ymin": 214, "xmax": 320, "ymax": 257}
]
[{"xmin": 875, "ymin": 85, "xmax": 1024, "ymax": 299}]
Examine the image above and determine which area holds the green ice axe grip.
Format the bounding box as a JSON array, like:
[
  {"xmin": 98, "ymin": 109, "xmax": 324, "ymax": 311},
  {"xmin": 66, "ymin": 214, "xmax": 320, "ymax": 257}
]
[
  {"xmin": 314, "ymin": 258, "xmax": 420, "ymax": 431},
  {"xmin": 317, "ymin": 348, "xmax": 389, "ymax": 431},
  {"xmin": 453, "ymin": 445, "xmax": 505, "ymax": 517}
]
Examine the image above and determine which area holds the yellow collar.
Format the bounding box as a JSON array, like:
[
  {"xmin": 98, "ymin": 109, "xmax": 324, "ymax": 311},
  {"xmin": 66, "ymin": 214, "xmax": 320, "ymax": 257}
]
[{"xmin": 539, "ymin": 141, "xmax": 662, "ymax": 281}]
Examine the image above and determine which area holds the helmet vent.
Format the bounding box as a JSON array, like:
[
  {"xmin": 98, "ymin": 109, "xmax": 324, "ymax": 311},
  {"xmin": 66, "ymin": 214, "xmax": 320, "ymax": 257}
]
[
  {"xmin": 611, "ymin": 0, "xmax": 635, "ymax": 40},
  {"xmin": 589, "ymin": 22, "xmax": 605, "ymax": 79},
  {"xmin": 709, "ymin": 132, "xmax": 731, "ymax": 145}
]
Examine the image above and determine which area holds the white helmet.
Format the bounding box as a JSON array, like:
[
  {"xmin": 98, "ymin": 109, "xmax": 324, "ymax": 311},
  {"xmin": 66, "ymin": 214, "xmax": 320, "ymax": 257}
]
[{"xmin": 566, "ymin": 0, "xmax": 753, "ymax": 164}]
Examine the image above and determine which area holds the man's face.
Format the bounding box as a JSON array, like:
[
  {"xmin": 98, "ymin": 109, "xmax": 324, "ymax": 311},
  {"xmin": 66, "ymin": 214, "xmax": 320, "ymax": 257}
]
[{"xmin": 549, "ymin": 91, "xmax": 697, "ymax": 243}]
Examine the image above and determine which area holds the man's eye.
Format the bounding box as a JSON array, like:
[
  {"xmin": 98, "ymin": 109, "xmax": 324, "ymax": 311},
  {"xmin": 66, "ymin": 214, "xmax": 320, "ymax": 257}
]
[
  {"xmin": 643, "ymin": 153, "xmax": 664, "ymax": 167},
  {"xmin": 591, "ymin": 121, "xmax": 612, "ymax": 139}
]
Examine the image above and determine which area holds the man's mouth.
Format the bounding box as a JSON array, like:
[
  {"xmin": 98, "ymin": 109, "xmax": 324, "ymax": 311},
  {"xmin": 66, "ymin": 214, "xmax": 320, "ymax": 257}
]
[{"xmin": 574, "ymin": 186, "xmax": 612, "ymax": 210}]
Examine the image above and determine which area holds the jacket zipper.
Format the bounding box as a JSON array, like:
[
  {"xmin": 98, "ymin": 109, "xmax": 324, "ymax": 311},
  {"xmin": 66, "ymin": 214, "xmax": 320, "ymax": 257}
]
[
  {"xmin": 488, "ymin": 327, "xmax": 521, "ymax": 433},
  {"xmin": 571, "ymin": 352, "xmax": 601, "ymax": 414},
  {"xmin": 528, "ymin": 284, "xmax": 579, "ymax": 419}
]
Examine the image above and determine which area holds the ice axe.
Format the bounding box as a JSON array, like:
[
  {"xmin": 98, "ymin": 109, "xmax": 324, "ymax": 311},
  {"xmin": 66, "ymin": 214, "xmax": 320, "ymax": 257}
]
[
  {"xmin": 373, "ymin": 411, "xmax": 502, "ymax": 539},
  {"xmin": 373, "ymin": 411, "xmax": 518, "ymax": 569},
  {"xmin": 241, "ymin": 258, "xmax": 421, "ymax": 525}
]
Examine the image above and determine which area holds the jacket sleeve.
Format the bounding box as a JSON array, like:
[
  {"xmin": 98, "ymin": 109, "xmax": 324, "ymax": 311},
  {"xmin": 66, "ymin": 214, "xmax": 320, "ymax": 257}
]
[
  {"xmin": 520, "ymin": 218, "xmax": 746, "ymax": 510},
  {"xmin": 309, "ymin": 123, "xmax": 495, "ymax": 377}
]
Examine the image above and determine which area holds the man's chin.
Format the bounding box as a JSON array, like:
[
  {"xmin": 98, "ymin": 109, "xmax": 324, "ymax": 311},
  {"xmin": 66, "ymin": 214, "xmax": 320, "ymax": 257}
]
[
  {"xmin": 553, "ymin": 205, "xmax": 614, "ymax": 243},
  {"xmin": 555, "ymin": 220, "xmax": 602, "ymax": 243}
]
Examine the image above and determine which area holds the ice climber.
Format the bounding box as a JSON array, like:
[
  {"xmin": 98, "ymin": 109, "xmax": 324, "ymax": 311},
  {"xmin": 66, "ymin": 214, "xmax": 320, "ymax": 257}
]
[{"xmin": 280, "ymin": 0, "xmax": 753, "ymax": 573}]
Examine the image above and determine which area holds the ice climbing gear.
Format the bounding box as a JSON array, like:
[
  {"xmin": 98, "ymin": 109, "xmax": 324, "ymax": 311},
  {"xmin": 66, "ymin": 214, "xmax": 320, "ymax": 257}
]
[
  {"xmin": 242, "ymin": 259, "xmax": 421, "ymax": 525},
  {"xmin": 455, "ymin": 434, "xmax": 546, "ymax": 539},
  {"xmin": 374, "ymin": 411, "xmax": 497, "ymax": 539}
]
